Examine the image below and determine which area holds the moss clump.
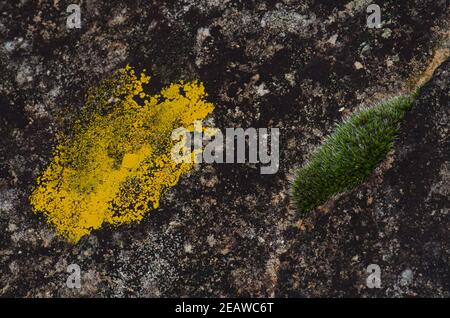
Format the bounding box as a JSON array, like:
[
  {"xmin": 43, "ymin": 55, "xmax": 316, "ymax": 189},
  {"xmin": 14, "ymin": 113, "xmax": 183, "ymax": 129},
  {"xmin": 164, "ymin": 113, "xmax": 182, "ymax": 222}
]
[{"xmin": 292, "ymin": 95, "xmax": 415, "ymax": 214}]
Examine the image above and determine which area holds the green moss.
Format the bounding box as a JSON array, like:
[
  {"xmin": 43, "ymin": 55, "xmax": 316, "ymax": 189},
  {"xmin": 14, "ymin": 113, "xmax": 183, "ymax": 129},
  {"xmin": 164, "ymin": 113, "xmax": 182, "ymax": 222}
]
[{"xmin": 292, "ymin": 95, "xmax": 415, "ymax": 214}]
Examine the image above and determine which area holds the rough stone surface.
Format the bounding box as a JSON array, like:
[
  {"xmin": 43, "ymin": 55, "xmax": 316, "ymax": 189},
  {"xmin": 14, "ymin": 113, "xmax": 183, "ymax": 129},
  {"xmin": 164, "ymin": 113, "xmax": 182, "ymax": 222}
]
[{"xmin": 0, "ymin": 0, "xmax": 449, "ymax": 297}]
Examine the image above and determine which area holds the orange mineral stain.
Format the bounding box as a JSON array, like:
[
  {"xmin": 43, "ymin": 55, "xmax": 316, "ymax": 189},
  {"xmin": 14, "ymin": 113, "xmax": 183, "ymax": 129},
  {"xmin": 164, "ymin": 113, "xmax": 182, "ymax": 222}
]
[
  {"xmin": 414, "ymin": 48, "xmax": 450, "ymax": 88},
  {"xmin": 30, "ymin": 65, "xmax": 214, "ymax": 243}
]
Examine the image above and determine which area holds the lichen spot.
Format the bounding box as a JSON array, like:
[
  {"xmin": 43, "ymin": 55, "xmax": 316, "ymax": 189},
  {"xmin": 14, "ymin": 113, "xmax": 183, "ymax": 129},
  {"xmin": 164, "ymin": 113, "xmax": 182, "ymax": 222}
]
[{"xmin": 29, "ymin": 65, "xmax": 214, "ymax": 243}]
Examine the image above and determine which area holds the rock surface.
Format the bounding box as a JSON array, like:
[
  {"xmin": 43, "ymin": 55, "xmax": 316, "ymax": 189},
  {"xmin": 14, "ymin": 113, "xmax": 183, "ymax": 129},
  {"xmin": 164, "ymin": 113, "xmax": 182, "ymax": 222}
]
[
  {"xmin": 277, "ymin": 59, "xmax": 450, "ymax": 297},
  {"xmin": 0, "ymin": 0, "xmax": 449, "ymax": 297}
]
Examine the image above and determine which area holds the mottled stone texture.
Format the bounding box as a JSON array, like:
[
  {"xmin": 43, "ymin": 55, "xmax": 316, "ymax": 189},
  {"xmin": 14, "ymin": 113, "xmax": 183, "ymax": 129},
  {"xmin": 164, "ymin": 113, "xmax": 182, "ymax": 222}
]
[{"xmin": 0, "ymin": 0, "xmax": 449, "ymax": 297}]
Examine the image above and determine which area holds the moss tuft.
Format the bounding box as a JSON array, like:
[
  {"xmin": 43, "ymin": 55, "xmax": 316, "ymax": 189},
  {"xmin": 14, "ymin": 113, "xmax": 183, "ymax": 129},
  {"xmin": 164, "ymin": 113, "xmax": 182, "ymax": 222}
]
[{"xmin": 292, "ymin": 95, "xmax": 415, "ymax": 214}]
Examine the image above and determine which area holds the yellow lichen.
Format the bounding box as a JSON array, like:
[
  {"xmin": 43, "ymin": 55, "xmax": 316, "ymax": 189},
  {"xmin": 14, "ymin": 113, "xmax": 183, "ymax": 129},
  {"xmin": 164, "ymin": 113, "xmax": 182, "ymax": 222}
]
[{"xmin": 30, "ymin": 65, "xmax": 214, "ymax": 243}]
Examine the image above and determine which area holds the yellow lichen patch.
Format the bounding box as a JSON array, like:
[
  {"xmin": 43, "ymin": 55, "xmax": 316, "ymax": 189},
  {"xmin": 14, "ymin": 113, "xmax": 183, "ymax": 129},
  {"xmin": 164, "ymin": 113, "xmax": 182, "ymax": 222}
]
[{"xmin": 30, "ymin": 65, "xmax": 214, "ymax": 243}]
